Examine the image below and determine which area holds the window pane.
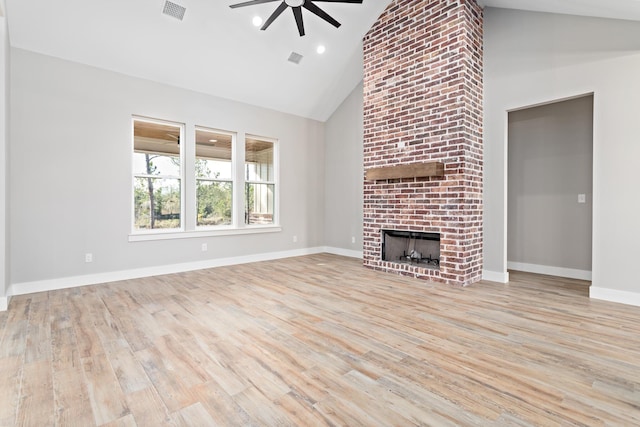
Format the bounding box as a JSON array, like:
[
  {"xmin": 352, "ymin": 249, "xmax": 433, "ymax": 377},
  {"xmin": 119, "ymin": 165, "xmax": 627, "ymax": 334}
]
[
  {"xmin": 133, "ymin": 120, "xmax": 181, "ymax": 176},
  {"xmin": 245, "ymin": 183, "xmax": 274, "ymax": 225},
  {"xmin": 197, "ymin": 181, "xmax": 232, "ymax": 226},
  {"xmin": 133, "ymin": 152, "xmax": 180, "ymax": 176},
  {"xmin": 196, "ymin": 129, "xmax": 233, "ymax": 180},
  {"xmin": 134, "ymin": 177, "xmax": 181, "ymax": 230},
  {"xmin": 245, "ymin": 137, "xmax": 274, "ymax": 182}
]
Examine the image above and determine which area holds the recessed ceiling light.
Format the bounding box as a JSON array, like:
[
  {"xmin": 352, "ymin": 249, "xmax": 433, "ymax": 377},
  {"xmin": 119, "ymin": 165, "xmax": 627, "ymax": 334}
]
[
  {"xmin": 252, "ymin": 16, "xmax": 263, "ymax": 27},
  {"xmin": 209, "ymin": 139, "xmax": 218, "ymax": 143},
  {"xmin": 317, "ymin": 45, "xmax": 326, "ymax": 54}
]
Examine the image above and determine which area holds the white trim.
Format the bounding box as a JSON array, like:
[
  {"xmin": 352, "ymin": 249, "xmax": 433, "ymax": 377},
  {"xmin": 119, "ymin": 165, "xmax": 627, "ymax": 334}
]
[
  {"xmin": 323, "ymin": 247, "xmax": 363, "ymax": 259},
  {"xmin": 129, "ymin": 226, "xmax": 282, "ymax": 242},
  {"xmin": 0, "ymin": 296, "xmax": 9, "ymax": 312},
  {"xmin": 590, "ymin": 287, "xmax": 640, "ymax": 307},
  {"xmin": 482, "ymin": 269, "xmax": 510, "ymax": 283},
  {"xmin": 507, "ymin": 261, "xmax": 592, "ymax": 281},
  {"xmin": 9, "ymin": 247, "xmax": 325, "ymax": 297}
]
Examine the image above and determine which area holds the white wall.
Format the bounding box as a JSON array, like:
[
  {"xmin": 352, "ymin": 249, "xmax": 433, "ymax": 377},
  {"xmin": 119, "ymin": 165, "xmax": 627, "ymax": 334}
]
[
  {"xmin": 0, "ymin": 9, "xmax": 8, "ymax": 311},
  {"xmin": 484, "ymin": 8, "xmax": 640, "ymax": 305},
  {"xmin": 324, "ymin": 81, "xmax": 364, "ymax": 257},
  {"xmin": 9, "ymin": 48, "xmax": 326, "ymax": 291}
]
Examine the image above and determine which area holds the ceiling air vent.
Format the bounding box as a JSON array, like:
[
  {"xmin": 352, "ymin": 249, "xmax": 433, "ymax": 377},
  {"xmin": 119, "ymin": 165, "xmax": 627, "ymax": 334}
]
[
  {"xmin": 162, "ymin": 1, "xmax": 186, "ymax": 20},
  {"xmin": 288, "ymin": 52, "xmax": 304, "ymax": 65}
]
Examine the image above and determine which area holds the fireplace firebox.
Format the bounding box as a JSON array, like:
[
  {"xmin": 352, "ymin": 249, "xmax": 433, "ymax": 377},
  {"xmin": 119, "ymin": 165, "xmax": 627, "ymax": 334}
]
[{"xmin": 381, "ymin": 230, "xmax": 440, "ymax": 270}]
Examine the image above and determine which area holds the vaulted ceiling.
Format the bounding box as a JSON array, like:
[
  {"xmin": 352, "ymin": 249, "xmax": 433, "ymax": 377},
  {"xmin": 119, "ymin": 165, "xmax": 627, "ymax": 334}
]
[{"xmin": 5, "ymin": 0, "xmax": 640, "ymax": 121}]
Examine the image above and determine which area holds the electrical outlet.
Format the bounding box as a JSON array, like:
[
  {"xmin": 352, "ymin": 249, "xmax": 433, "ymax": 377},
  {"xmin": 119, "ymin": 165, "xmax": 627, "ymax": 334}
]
[
  {"xmin": 293, "ymin": 235, "xmax": 298, "ymax": 243},
  {"xmin": 85, "ymin": 253, "xmax": 93, "ymax": 263},
  {"xmin": 351, "ymin": 236, "xmax": 356, "ymax": 244},
  {"xmin": 578, "ymin": 194, "xmax": 586, "ymax": 204},
  {"xmin": 201, "ymin": 243, "xmax": 208, "ymax": 252}
]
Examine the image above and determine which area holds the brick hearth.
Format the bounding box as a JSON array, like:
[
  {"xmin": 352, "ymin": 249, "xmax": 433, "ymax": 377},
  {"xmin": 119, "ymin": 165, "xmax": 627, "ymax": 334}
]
[{"xmin": 362, "ymin": 0, "xmax": 483, "ymax": 285}]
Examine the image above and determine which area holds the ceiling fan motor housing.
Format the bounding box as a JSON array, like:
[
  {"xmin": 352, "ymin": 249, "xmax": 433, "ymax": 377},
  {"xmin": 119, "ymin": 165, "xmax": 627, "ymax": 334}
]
[{"xmin": 229, "ymin": 0, "xmax": 364, "ymax": 37}]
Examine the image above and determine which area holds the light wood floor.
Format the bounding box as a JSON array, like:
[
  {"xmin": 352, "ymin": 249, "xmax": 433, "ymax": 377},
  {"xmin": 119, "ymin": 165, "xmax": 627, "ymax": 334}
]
[{"xmin": 1, "ymin": 254, "xmax": 639, "ymax": 426}]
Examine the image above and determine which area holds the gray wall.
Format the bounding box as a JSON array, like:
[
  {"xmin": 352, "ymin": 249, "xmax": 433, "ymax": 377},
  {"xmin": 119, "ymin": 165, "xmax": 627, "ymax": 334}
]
[
  {"xmin": 508, "ymin": 96, "xmax": 593, "ymax": 271},
  {"xmin": 0, "ymin": 13, "xmax": 8, "ymax": 306},
  {"xmin": 9, "ymin": 48, "xmax": 325, "ymax": 285},
  {"xmin": 324, "ymin": 81, "xmax": 363, "ymax": 253},
  {"xmin": 484, "ymin": 8, "xmax": 640, "ymax": 299}
]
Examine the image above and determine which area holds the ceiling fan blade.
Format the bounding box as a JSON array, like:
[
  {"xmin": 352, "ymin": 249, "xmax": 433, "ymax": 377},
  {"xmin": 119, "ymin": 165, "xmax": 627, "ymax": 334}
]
[
  {"xmin": 261, "ymin": 2, "xmax": 288, "ymax": 30},
  {"xmin": 229, "ymin": 0, "xmax": 280, "ymax": 9},
  {"xmin": 312, "ymin": 0, "xmax": 363, "ymax": 3},
  {"xmin": 303, "ymin": 2, "xmax": 341, "ymax": 28},
  {"xmin": 292, "ymin": 6, "xmax": 305, "ymax": 36}
]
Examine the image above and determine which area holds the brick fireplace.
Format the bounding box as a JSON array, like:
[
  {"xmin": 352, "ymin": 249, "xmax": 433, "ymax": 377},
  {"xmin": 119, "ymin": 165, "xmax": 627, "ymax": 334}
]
[{"xmin": 362, "ymin": 0, "xmax": 483, "ymax": 285}]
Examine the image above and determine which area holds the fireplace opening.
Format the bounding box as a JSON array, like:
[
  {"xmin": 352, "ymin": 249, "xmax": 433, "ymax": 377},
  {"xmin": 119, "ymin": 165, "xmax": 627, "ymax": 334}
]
[{"xmin": 381, "ymin": 229, "xmax": 441, "ymax": 269}]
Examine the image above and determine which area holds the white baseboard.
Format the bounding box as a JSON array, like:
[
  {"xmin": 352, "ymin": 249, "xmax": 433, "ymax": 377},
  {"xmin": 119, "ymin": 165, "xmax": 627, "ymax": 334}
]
[
  {"xmin": 323, "ymin": 246, "xmax": 363, "ymax": 259},
  {"xmin": 482, "ymin": 269, "xmax": 510, "ymax": 283},
  {"xmin": 590, "ymin": 287, "xmax": 640, "ymax": 307},
  {"xmin": 507, "ymin": 261, "xmax": 592, "ymax": 281},
  {"xmin": 0, "ymin": 295, "xmax": 9, "ymax": 312},
  {"xmin": 9, "ymin": 247, "xmax": 330, "ymax": 298}
]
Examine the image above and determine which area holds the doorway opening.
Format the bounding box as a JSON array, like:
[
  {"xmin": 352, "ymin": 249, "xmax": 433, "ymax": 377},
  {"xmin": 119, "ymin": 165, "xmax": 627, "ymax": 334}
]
[{"xmin": 507, "ymin": 94, "xmax": 593, "ymax": 285}]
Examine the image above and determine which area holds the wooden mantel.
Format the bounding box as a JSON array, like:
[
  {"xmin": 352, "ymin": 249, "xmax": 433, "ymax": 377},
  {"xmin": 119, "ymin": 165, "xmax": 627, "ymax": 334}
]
[{"xmin": 365, "ymin": 161, "xmax": 444, "ymax": 181}]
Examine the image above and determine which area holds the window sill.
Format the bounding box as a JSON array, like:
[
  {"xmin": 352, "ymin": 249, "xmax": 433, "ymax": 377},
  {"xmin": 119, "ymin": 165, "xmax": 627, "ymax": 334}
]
[{"xmin": 128, "ymin": 225, "xmax": 282, "ymax": 242}]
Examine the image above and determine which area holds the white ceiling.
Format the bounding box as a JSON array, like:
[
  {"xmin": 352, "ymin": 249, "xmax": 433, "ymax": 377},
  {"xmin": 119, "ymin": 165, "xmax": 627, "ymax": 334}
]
[
  {"xmin": 479, "ymin": 0, "xmax": 640, "ymax": 22},
  {"xmin": 6, "ymin": 0, "xmax": 640, "ymax": 122}
]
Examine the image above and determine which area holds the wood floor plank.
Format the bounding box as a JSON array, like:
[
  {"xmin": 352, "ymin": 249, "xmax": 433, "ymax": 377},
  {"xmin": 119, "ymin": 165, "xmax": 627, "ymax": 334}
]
[
  {"xmin": 134, "ymin": 344, "xmax": 198, "ymax": 413},
  {"xmin": 81, "ymin": 352, "xmax": 130, "ymax": 426},
  {"xmin": 107, "ymin": 346, "xmax": 153, "ymax": 395},
  {"xmin": 233, "ymin": 385, "xmax": 295, "ymax": 426},
  {"xmin": 24, "ymin": 295, "xmax": 51, "ymax": 363},
  {"xmin": 52, "ymin": 367, "xmax": 96, "ymax": 426},
  {"xmin": 15, "ymin": 360, "xmax": 55, "ymax": 427},
  {"xmin": 172, "ymin": 402, "xmax": 220, "ymax": 427},
  {"xmin": 0, "ymin": 356, "xmax": 22, "ymax": 427},
  {"xmin": 152, "ymin": 335, "xmax": 210, "ymax": 388},
  {"xmin": 185, "ymin": 337, "xmax": 249, "ymax": 396},
  {"xmin": 125, "ymin": 386, "xmax": 176, "ymax": 427},
  {"xmin": 100, "ymin": 413, "xmax": 138, "ymax": 427},
  {"xmin": 272, "ymin": 392, "xmax": 333, "ymax": 427},
  {"xmin": 2, "ymin": 254, "xmax": 640, "ymax": 426},
  {"xmin": 0, "ymin": 296, "xmax": 30, "ymax": 358},
  {"xmin": 189, "ymin": 381, "xmax": 253, "ymax": 426}
]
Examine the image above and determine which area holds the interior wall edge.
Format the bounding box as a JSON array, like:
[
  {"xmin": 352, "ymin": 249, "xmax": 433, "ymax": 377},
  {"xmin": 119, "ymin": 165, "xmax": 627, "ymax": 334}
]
[
  {"xmin": 590, "ymin": 287, "xmax": 640, "ymax": 308},
  {"xmin": 482, "ymin": 269, "xmax": 509, "ymax": 283},
  {"xmin": 323, "ymin": 246, "xmax": 363, "ymax": 259},
  {"xmin": 8, "ymin": 247, "xmax": 329, "ymax": 298},
  {"xmin": 507, "ymin": 261, "xmax": 592, "ymax": 281}
]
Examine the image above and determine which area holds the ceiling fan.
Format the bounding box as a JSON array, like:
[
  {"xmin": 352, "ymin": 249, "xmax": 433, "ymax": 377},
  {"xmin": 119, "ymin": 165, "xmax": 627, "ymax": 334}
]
[{"xmin": 229, "ymin": 0, "xmax": 363, "ymax": 37}]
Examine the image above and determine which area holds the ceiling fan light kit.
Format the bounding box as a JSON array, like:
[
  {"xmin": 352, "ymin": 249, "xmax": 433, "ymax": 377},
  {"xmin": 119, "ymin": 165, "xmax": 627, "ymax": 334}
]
[{"xmin": 229, "ymin": 0, "xmax": 364, "ymax": 37}]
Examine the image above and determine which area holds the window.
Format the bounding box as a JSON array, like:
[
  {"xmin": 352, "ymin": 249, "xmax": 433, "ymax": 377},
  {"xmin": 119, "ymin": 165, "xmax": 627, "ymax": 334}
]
[
  {"xmin": 132, "ymin": 118, "xmax": 183, "ymax": 231},
  {"xmin": 196, "ymin": 128, "xmax": 234, "ymax": 227},
  {"xmin": 245, "ymin": 136, "xmax": 276, "ymax": 225},
  {"xmin": 131, "ymin": 117, "xmax": 279, "ymax": 239}
]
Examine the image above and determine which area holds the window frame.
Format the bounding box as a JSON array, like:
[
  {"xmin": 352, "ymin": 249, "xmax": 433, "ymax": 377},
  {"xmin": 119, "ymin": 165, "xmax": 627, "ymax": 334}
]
[
  {"xmin": 129, "ymin": 119, "xmax": 281, "ymax": 242},
  {"xmin": 131, "ymin": 116, "xmax": 186, "ymax": 235},
  {"xmin": 244, "ymin": 134, "xmax": 279, "ymax": 227},
  {"xmin": 194, "ymin": 126, "xmax": 236, "ymax": 230}
]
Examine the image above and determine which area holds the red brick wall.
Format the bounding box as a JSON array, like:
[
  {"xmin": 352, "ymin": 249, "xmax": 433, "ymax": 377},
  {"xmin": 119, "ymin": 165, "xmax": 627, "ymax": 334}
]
[{"xmin": 362, "ymin": 0, "xmax": 483, "ymax": 285}]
